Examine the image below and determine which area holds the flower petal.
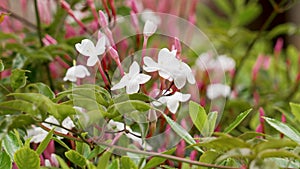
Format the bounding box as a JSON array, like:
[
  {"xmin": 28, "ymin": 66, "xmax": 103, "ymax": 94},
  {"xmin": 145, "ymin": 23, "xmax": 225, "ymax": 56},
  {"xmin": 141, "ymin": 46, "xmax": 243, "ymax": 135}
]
[
  {"xmin": 75, "ymin": 39, "xmax": 95, "ymax": 57},
  {"xmin": 174, "ymin": 75, "xmax": 186, "ymax": 89},
  {"xmin": 135, "ymin": 74, "xmax": 151, "ymax": 84},
  {"xmin": 129, "ymin": 61, "xmax": 140, "ymax": 76},
  {"xmin": 126, "ymin": 81, "xmax": 140, "ymax": 94},
  {"xmin": 75, "ymin": 65, "xmax": 90, "ymax": 78},
  {"xmin": 95, "ymin": 36, "xmax": 106, "ymax": 55},
  {"xmin": 87, "ymin": 55, "xmax": 99, "ymax": 66},
  {"xmin": 167, "ymin": 99, "xmax": 179, "ymax": 114},
  {"xmin": 111, "ymin": 75, "xmax": 129, "ymax": 90}
]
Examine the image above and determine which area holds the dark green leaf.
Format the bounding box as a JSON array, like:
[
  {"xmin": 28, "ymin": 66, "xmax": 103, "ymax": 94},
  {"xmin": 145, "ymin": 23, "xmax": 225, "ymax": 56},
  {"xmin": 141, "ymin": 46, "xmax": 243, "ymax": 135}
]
[
  {"xmin": 14, "ymin": 147, "xmax": 40, "ymax": 169},
  {"xmin": 0, "ymin": 100, "xmax": 40, "ymax": 116},
  {"xmin": 264, "ymin": 117, "xmax": 300, "ymax": 144},
  {"xmin": 224, "ymin": 109, "xmax": 252, "ymax": 133},
  {"xmin": 0, "ymin": 150, "xmax": 12, "ymax": 169},
  {"xmin": 36, "ymin": 129, "xmax": 54, "ymax": 155},
  {"xmin": 55, "ymin": 155, "xmax": 70, "ymax": 169},
  {"xmin": 65, "ymin": 150, "xmax": 87, "ymax": 168}
]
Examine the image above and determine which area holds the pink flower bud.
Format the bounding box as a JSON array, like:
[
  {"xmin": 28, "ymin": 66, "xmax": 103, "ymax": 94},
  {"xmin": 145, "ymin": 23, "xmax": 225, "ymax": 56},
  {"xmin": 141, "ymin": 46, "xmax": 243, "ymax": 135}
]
[
  {"xmin": 108, "ymin": 46, "xmax": 119, "ymax": 60},
  {"xmin": 252, "ymin": 55, "xmax": 270, "ymax": 81},
  {"xmin": 274, "ymin": 37, "xmax": 283, "ymax": 55},
  {"xmin": 130, "ymin": 0, "xmax": 139, "ymax": 13},
  {"xmin": 99, "ymin": 10, "xmax": 108, "ymax": 27},
  {"xmin": 130, "ymin": 11, "xmax": 139, "ymax": 31},
  {"xmin": 259, "ymin": 107, "xmax": 265, "ymax": 123},
  {"xmin": 174, "ymin": 37, "xmax": 181, "ymax": 57},
  {"xmin": 87, "ymin": 0, "xmax": 99, "ymax": 23},
  {"xmin": 60, "ymin": 0, "xmax": 71, "ymax": 12}
]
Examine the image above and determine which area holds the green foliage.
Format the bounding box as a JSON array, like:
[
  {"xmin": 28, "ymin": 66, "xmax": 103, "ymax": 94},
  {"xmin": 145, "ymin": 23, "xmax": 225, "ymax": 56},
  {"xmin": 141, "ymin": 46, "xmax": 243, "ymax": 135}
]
[
  {"xmin": 65, "ymin": 150, "xmax": 87, "ymax": 168},
  {"xmin": 36, "ymin": 129, "xmax": 54, "ymax": 155},
  {"xmin": 0, "ymin": 151, "xmax": 11, "ymax": 169},
  {"xmin": 143, "ymin": 148, "xmax": 176, "ymax": 169},
  {"xmin": 14, "ymin": 147, "xmax": 40, "ymax": 169},
  {"xmin": 10, "ymin": 69, "xmax": 28, "ymax": 91}
]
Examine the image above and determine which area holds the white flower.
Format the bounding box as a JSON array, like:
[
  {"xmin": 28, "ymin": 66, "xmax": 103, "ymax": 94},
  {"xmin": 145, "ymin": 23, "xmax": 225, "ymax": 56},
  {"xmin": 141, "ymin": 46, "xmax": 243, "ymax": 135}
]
[
  {"xmin": 196, "ymin": 53, "xmax": 235, "ymax": 72},
  {"xmin": 153, "ymin": 91, "xmax": 191, "ymax": 114},
  {"xmin": 143, "ymin": 48, "xmax": 195, "ymax": 89},
  {"xmin": 206, "ymin": 83, "xmax": 231, "ymax": 100},
  {"xmin": 217, "ymin": 55, "xmax": 236, "ymax": 71},
  {"xmin": 63, "ymin": 65, "xmax": 90, "ymax": 82},
  {"xmin": 111, "ymin": 61, "xmax": 151, "ymax": 94},
  {"xmin": 141, "ymin": 9, "xmax": 161, "ymax": 25},
  {"xmin": 143, "ymin": 20, "xmax": 157, "ymax": 37},
  {"xmin": 75, "ymin": 37, "xmax": 106, "ymax": 66},
  {"xmin": 26, "ymin": 116, "xmax": 75, "ymax": 143}
]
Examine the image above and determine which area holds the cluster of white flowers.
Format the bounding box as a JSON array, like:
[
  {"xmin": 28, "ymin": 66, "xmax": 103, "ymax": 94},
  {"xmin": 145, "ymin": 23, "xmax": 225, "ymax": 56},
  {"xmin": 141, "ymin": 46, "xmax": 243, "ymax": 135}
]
[
  {"xmin": 26, "ymin": 116, "xmax": 75, "ymax": 143},
  {"xmin": 196, "ymin": 52, "xmax": 235, "ymax": 100}
]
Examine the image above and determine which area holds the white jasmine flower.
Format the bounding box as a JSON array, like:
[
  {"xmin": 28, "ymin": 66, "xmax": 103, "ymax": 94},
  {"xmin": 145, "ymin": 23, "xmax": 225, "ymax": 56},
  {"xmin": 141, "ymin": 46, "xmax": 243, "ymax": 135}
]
[
  {"xmin": 206, "ymin": 83, "xmax": 231, "ymax": 100},
  {"xmin": 143, "ymin": 20, "xmax": 157, "ymax": 37},
  {"xmin": 216, "ymin": 55, "xmax": 236, "ymax": 71},
  {"xmin": 111, "ymin": 61, "xmax": 151, "ymax": 94},
  {"xmin": 75, "ymin": 37, "xmax": 106, "ymax": 66},
  {"xmin": 141, "ymin": 9, "xmax": 161, "ymax": 25},
  {"xmin": 63, "ymin": 65, "xmax": 90, "ymax": 82},
  {"xmin": 196, "ymin": 53, "xmax": 235, "ymax": 72},
  {"xmin": 26, "ymin": 127, "xmax": 48, "ymax": 143},
  {"xmin": 143, "ymin": 48, "xmax": 195, "ymax": 89},
  {"xmin": 26, "ymin": 116, "xmax": 75, "ymax": 143},
  {"xmin": 153, "ymin": 91, "xmax": 191, "ymax": 114}
]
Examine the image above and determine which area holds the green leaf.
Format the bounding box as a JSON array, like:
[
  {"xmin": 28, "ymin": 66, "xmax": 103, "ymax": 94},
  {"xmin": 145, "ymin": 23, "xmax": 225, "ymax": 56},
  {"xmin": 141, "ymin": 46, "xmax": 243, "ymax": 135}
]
[
  {"xmin": 235, "ymin": 3, "xmax": 262, "ymax": 26},
  {"xmin": 108, "ymin": 159, "xmax": 120, "ymax": 169},
  {"xmin": 0, "ymin": 151, "xmax": 12, "ymax": 169},
  {"xmin": 53, "ymin": 137, "xmax": 70, "ymax": 150},
  {"xmin": 224, "ymin": 109, "xmax": 252, "ymax": 133},
  {"xmin": 216, "ymin": 148, "xmax": 252, "ymax": 162},
  {"xmin": 258, "ymin": 149, "xmax": 300, "ymax": 160},
  {"xmin": 97, "ymin": 151, "xmax": 111, "ymax": 169},
  {"xmin": 255, "ymin": 139, "xmax": 298, "ymax": 152},
  {"xmin": 143, "ymin": 148, "xmax": 176, "ymax": 169},
  {"xmin": 213, "ymin": 0, "xmax": 232, "ymax": 16},
  {"xmin": 290, "ymin": 102, "xmax": 300, "ymax": 123},
  {"xmin": 65, "ymin": 150, "xmax": 87, "ymax": 168},
  {"xmin": 264, "ymin": 117, "xmax": 300, "ymax": 144},
  {"xmin": 108, "ymin": 100, "xmax": 151, "ymax": 115},
  {"xmin": 162, "ymin": 113, "xmax": 203, "ymax": 153},
  {"xmin": 3, "ymin": 131, "xmax": 23, "ymax": 159},
  {"xmin": 55, "ymin": 155, "xmax": 70, "ymax": 169},
  {"xmin": 199, "ymin": 151, "xmax": 220, "ymax": 169},
  {"xmin": 120, "ymin": 156, "xmax": 138, "ymax": 169},
  {"xmin": 12, "ymin": 53, "xmax": 27, "ymax": 69},
  {"xmin": 76, "ymin": 141, "xmax": 91, "ymax": 158},
  {"xmin": 14, "ymin": 147, "xmax": 40, "ymax": 169},
  {"xmin": 36, "ymin": 129, "xmax": 54, "ymax": 155},
  {"xmin": 0, "ymin": 100, "xmax": 40, "ymax": 116},
  {"xmin": 0, "ymin": 59, "xmax": 4, "ymax": 72},
  {"xmin": 10, "ymin": 69, "xmax": 28, "ymax": 90},
  {"xmin": 189, "ymin": 101, "xmax": 207, "ymax": 133},
  {"xmin": 238, "ymin": 132, "xmax": 266, "ymax": 140},
  {"xmin": 5, "ymin": 114, "xmax": 37, "ymax": 131},
  {"xmin": 27, "ymin": 83, "xmax": 55, "ymax": 99},
  {"xmin": 202, "ymin": 111, "xmax": 218, "ymax": 137}
]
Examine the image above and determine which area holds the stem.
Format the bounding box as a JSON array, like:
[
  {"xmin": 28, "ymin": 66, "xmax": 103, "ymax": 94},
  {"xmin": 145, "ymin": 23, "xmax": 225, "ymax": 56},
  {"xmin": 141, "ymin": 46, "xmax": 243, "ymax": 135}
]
[
  {"xmin": 141, "ymin": 36, "xmax": 148, "ymax": 65},
  {"xmin": 33, "ymin": 0, "xmax": 43, "ymax": 47},
  {"xmin": 230, "ymin": 2, "xmax": 280, "ymax": 90}
]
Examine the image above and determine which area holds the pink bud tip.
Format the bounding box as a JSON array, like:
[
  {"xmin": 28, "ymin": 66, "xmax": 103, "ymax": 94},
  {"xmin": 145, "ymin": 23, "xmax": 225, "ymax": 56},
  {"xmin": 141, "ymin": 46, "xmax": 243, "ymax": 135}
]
[
  {"xmin": 108, "ymin": 47, "xmax": 119, "ymax": 60},
  {"xmin": 259, "ymin": 107, "xmax": 265, "ymax": 123},
  {"xmin": 99, "ymin": 10, "xmax": 108, "ymax": 27},
  {"xmin": 274, "ymin": 37, "xmax": 284, "ymax": 54},
  {"xmin": 60, "ymin": 0, "xmax": 70, "ymax": 11}
]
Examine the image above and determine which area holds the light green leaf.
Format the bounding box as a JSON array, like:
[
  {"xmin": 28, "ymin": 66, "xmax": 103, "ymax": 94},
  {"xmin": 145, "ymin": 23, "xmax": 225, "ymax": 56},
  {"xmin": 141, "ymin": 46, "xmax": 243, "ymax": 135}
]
[
  {"xmin": 290, "ymin": 102, "xmax": 300, "ymax": 123},
  {"xmin": 120, "ymin": 156, "xmax": 138, "ymax": 169},
  {"xmin": 12, "ymin": 53, "xmax": 27, "ymax": 69},
  {"xmin": 10, "ymin": 69, "xmax": 28, "ymax": 90},
  {"xmin": 202, "ymin": 111, "xmax": 218, "ymax": 137},
  {"xmin": 55, "ymin": 155, "xmax": 70, "ymax": 169},
  {"xmin": 3, "ymin": 131, "xmax": 23, "ymax": 159},
  {"xmin": 36, "ymin": 129, "xmax": 54, "ymax": 155},
  {"xmin": 0, "ymin": 151, "xmax": 12, "ymax": 169},
  {"xmin": 0, "ymin": 59, "xmax": 4, "ymax": 72},
  {"xmin": 255, "ymin": 139, "xmax": 297, "ymax": 152},
  {"xmin": 108, "ymin": 159, "xmax": 120, "ymax": 169},
  {"xmin": 199, "ymin": 150, "xmax": 219, "ymax": 169},
  {"xmin": 108, "ymin": 100, "xmax": 151, "ymax": 115},
  {"xmin": 0, "ymin": 100, "xmax": 40, "ymax": 116},
  {"xmin": 258, "ymin": 149, "xmax": 300, "ymax": 160},
  {"xmin": 27, "ymin": 83, "xmax": 55, "ymax": 99},
  {"xmin": 97, "ymin": 151, "xmax": 111, "ymax": 169},
  {"xmin": 189, "ymin": 101, "xmax": 207, "ymax": 133},
  {"xmin": 143, "ymin": 148, "xmax": 176, "ymax": 169},
  {"xmin": 14, "ymin": 147, "xmax": 40, "ymax": 169},
  {"xmin": 264, "ymin": 117, "xmax": 300, "ymax": 144},
  {"xmin": 65, "ymin": 150, "xmax": 87, "ymax": 168},
  {"xmin": 162, "ymin": 113, "xmax": 203, "ymax": 153},
  {"xmin": 224, "ymin": 109, "xmax": 252, "ymax": 133},
  {"xmin": 213, "ymin": 0, "xmax": 232, "ymax": 16}
]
